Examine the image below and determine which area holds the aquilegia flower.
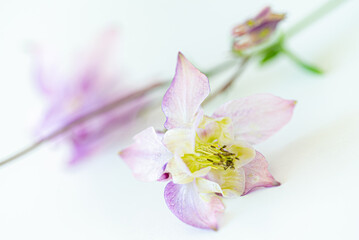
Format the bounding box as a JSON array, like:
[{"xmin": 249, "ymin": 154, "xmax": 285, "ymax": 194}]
[
  {"xmin": 34, "ymin": 29, "xmax": 147, "ymax": 163},
  {"xmin": 232, "ymin": 7, "xmax": 285, "ymax": 52},
  {"xmin": 120, "ymin": 52, "xmax": 295, "ymax": 230}
]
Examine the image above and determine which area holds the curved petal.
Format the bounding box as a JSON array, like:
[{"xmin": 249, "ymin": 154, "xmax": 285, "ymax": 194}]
[
  {"xmin": 164, "ymin": 181, "xmax": 224, "ymax": 230},
  {"xmin": 196, "ymin": 178, "xmax": 223, "ymax": 195},
  {"xmin": 162, "ymin": 52, "xmax": 210, "ymax": 129},
  {"xmin": 119, "ymin": 127, "xmax": 172, "ymax": 181},
  {"xmin": 207, "ymin": 168, "xmax": 245, "ymax": 198},
  {"xmin": 212, "ymin": 94, "xmax": 296, "ymax": 145},
  {"xmin": 242, "ymin": 151, "xmax": 280, "ymax": 195},
  {"xmin": 228, "ymin": 140, "xmax": 256, "ymax": 168}
]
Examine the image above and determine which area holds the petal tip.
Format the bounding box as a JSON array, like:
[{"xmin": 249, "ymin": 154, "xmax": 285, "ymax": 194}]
[
  {"xmin": 177, "ymin": 51, "xmax": 187, "ymax": 64},
  {"xmin": 162, "ymin": 52, "xmax": 209, "ymax": 129},
  {"xmin": 157, "ymin": 172, "xmax": 170, "ymax": 181},
  {"xmin": 118, "ymin": 149, "xmax": 125, "ymax": 158},
  {"xmin": 273, "ymin": 180, "xmax": 281, "ymax": 186},
  {"xmin": 177, "ymin": 52, "xmax": 191, "ymax": 67},
  {"xmin": 178, "ymin": 51, "xmax": 184, "ymax": 58},
  {"xmin": 210, "ymin": 225, "xmax": 219, "ymax": 231}
]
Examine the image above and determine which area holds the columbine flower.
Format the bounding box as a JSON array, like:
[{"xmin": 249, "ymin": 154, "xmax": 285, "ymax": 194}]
[
  {"xmin": 120, "ymin": 52, "xmax": 296, "ymax": 230},
  {"xmin": 34, "ymin": 29, "xmax": 146, "ymax": 163},
  {"xmin": 232, "ymin": 7, "xmax": 285, "ymax": 52}
]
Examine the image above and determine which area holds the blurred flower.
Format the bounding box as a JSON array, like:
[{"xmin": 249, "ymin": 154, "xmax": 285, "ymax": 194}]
[
  {"xmin": 33, "ymin": 29, "xmax": 147, "ymax": 164},
  {"xmin": 232, "ymin": 7, "xmax": 285, "ymax": 52},
  {"xmin": 120, "ymin": 52, "xmax": 296, "ymax": 230}
]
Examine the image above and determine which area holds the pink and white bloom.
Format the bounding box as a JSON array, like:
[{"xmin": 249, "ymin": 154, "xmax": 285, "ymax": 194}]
[
  {"xmin": 120, "ymin": 52, "xmax": 296, "ymax": 230},
  {"xmin": 34, "ymin": 29, "xmax": 147, "ymax": 163}
]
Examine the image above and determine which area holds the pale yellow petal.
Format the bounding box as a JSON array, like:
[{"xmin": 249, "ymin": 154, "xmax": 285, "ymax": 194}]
[
  {"xmin": 197, "ymin": 116, "xmax": 234, "ymax": 145},
  {"xmin": 196, "ymin": 178, "xmax": 223, "ymax": 195},
  {"xmin": 228, "ymin": 140, "xmax": 256, "ymax": 167},
  {"xmin": 207, "ymin": 167, "xmax": 245, "ymax": 198},
  {"xmin": 166, "ymin": 155, "xmax": 194, "ymax": 184},
  {"xmin": 163, "ymin": 128, "xmax": 195, "ymax": 156},
  {"xmin": 192, "ymin": 166, "xmax": 212, "ymax": 178}
]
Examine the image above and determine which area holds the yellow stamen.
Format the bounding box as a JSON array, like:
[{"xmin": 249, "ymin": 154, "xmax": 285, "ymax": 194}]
[{"xmin": 182, "ymin": 142, "xmax": 239, "ymax": 172}]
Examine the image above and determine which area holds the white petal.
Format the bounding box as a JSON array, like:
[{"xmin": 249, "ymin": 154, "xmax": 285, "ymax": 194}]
[{"xmin": 119, "ymin": 127, "xmax": 172, "ymax": 181}]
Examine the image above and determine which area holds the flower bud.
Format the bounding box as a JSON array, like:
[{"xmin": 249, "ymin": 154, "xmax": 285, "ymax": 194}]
[{"xmin": 232, "ymin": 7, "xmax": 285, "ymax": 52}]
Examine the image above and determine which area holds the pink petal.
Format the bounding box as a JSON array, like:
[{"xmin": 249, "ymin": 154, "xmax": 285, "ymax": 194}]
[
  {"xmin": 162, "ymin": 52, "xmax": 210, "ymax": 129},
  {"xmin": 120, "ymin": 127, "xmax": 172, "ymax": 181},
  {"xmin": 34, "ymin": 28, "xmax": 123, "ymax": 138},
  {"xmin": 164, "ymin": 181, "xmax": 224, "ymax": 230},
  {"xmin": 69, "ymin": 98, "xmax": 148, "ymax": 164},
  {"xmin": 213, "ymin": 93, "xmax": 296, "ymax": 145},
  {"xmin": 74, "ymin": 28, "xmax": 120, "ymax": 95},
  {"xmin": 242, "ymin": 151, "xmax": 280, "ymax": 195}
]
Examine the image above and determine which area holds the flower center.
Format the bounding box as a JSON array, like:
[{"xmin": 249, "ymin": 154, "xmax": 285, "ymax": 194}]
[{"xmin": 182, "ymin": 142, "xmax": 239, "ymax": 172}]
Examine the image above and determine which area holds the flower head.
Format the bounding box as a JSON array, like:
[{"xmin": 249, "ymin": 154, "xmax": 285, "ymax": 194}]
[
  {"xmin": 34, "ymin": 29, "xmax": 147, "ymax": 163},
  {"xmin": 232, "ymin": 7, "xmax": 285, "ymax": 52},
  {"xmin": 120, "ymin": 52, "xmax": 296, "ymax": 230}
]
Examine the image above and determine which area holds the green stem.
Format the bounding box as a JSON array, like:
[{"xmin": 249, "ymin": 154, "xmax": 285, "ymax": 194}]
[
  {"xmin": 282, "ymin": 48, "xmax": 323, "ymax": 74},
  {"xmin": 286, "ymin": 0, "xmax": 348, "ymax": 39}
]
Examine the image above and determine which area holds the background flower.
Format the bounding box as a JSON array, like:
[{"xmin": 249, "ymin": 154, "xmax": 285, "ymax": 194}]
[{"xmin": 33, "ymin": 29, "xmax": 148, "ymax": 163}]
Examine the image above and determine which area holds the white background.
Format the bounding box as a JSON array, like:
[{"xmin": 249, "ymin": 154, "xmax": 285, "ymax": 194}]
[{"xmin": 0, "ymin": 0, "xmax": 358, "ymax": 239}]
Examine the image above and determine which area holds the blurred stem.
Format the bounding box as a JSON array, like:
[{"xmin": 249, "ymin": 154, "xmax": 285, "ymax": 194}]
[
  {"xmin": 285, "ymin": 0, "xmax": 348, "ymax": 39},
  {"xmin": 0, "ymin": 81, "xmax": 166, "ymax": 167},
  {"xmin": 204, "ymin": 59, "xmax": 238, "ymax": 78},
  {"xmin": 203, "ymin": 56, "xmax": 251, "ymax": 106},
  {"xmin": 0, "ymin": 140, "xmax": 45, "ymax": 167}
]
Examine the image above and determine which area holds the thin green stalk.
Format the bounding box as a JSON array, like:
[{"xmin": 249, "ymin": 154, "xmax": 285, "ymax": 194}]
[
  {"xmin": 286, "ymin": 0, "xmax": 348, "ymax": 39},
  {"xmin": 282, "ymin": 48, "xmax": 323, "ymax": 74}
]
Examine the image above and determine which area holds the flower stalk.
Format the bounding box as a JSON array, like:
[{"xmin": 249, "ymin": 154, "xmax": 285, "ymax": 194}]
[
  {"xmin": 0, "ymin": 81, "xmax": 166, "ymax": 166},
  {"xmin": 203, "ymin": 56, "xmax": 251, "ymax": 106},
  {"xmin": 285, "ymin": 0, "xmax": 348, "ymax": 39}
]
